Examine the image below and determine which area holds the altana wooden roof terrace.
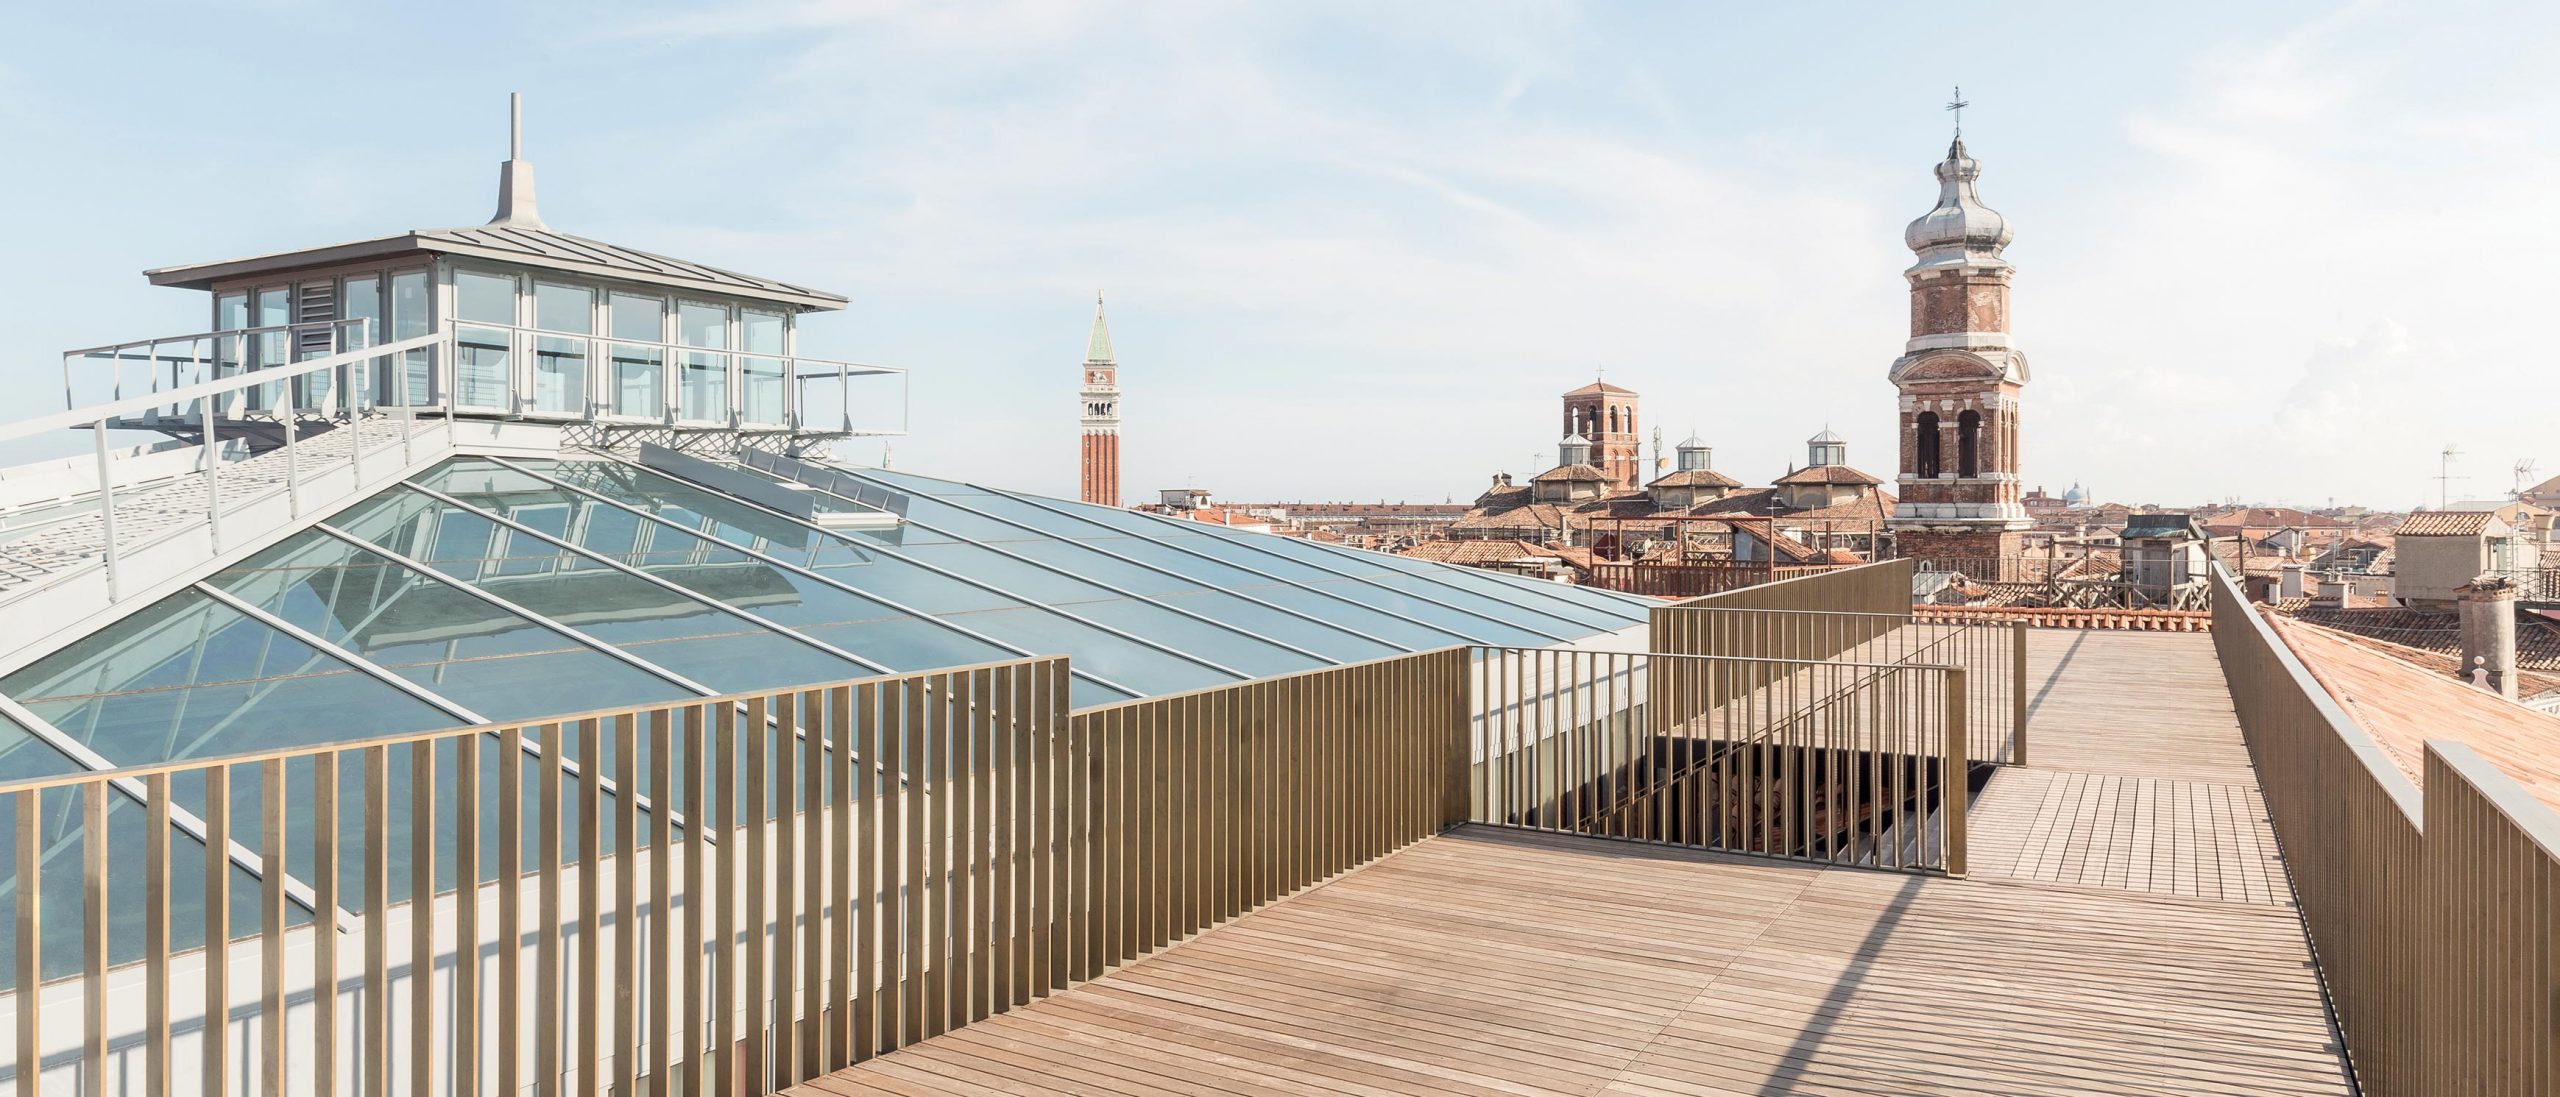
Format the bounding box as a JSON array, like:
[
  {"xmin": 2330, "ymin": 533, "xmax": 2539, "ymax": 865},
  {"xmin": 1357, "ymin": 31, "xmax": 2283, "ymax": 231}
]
[
  {"xmin": 4, "ymin": 559, "xmax": 2554, "ymax": 1096},
  {"xmin": 793, "ymin": 627, "xmax": 2351, "ymax": 1097}
]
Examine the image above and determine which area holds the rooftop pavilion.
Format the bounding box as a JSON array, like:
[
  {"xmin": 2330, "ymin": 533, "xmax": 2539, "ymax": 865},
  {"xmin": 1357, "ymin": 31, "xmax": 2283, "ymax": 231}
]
[
  {"xmin": 1, "ymin": 107, "xmax": 2555, "ymax": 1097},
  {"xmin": 67, "ymin": 94, "xmax": 894, "ymax": 459}
]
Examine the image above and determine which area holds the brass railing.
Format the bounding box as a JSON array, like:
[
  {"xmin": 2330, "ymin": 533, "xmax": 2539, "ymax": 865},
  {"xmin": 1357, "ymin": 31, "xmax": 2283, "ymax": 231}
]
[
  {"xmin": 1587, "ymin": 561, "xmax": 1836, "ymax": 599},
  {"xmin": 2212, "ymin": 564, "xmax": 2560, "ymax": 1095},
  {"xmin": 0, "ymin": 646, "xmax": 1471, "ymax": 1096},
  {"xmin": 1653, "ymin": 600, "xmax": 2022, "ymax": 767},
  {"xmin": 2422, "ymin": 743, "xmax": 2560, "ymax": 1095},
  {"xmin": 1467, "ymin": 646, "xmax": 1969, "ymax": 875},
  {"xmin": 1656, "ymin": 556, "xmax": 1916, "ymax": 617}
]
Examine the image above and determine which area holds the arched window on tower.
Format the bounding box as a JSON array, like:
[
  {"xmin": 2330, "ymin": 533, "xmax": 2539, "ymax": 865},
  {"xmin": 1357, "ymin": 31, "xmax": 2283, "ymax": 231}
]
[
  {"xmin": 1958, "ymin": 409, "xmax": 1982, "ymax": 478},
  {"xmin": 1915, "ymin": 411, "xmax": 1942, "ymax": 479}
]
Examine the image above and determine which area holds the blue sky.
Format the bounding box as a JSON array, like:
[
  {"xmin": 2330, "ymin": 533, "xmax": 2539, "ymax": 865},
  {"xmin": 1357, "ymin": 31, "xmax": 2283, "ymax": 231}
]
[{"xmin": 3, "ymin": 1, "xmax": 2553, "ymax": 509}]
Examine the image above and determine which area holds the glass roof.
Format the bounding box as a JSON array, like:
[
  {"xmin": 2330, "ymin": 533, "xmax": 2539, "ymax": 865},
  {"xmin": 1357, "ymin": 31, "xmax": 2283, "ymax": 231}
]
[{"xmin": 0, "ymin": 450, "xmax": 1646, "ymax": 986}]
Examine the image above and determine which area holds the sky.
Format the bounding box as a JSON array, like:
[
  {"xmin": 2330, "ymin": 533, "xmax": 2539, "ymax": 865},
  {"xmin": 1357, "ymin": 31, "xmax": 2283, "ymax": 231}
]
[{"xmin": 2, "ymin": 0, "xmax": 2554, "ymax": 510}]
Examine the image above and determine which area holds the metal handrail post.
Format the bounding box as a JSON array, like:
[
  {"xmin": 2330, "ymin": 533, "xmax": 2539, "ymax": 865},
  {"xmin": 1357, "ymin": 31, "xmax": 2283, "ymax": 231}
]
[
  {"xmin": 282, "ymin": 386, "xmax": 303, "ymax": 520},
  {"xmin": 2011, "ymin": 621, "xmax": 2028, "ymax": 766},
  {"xmin": 93, "ymin": 421, "xmax": 120, "ymax": 602},
  {"xmin": 1942, "ymin": 667, "xmax": 1968, "ymax": 878},
  {"xmin": 202, "ymin": 395, "xmax": 224, "ymax": 554}
]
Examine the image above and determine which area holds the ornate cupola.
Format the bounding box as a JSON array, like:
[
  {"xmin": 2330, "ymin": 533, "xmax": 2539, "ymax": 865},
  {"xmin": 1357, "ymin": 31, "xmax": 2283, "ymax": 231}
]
[
  {"xmin": 1556, "ymin": 432, "xmax": 1594, "ymax": 468},
  {"xmin": 1887, "ymin": 90, "xmax": 2033, "ymax": 562},
  {"xmin": 1675, "ymin": 434, "xmax": 1713, "ymax": 471},
  {"xmin": 1807, "ymin": 428, "xmax": 1847, "ymax": 468}
]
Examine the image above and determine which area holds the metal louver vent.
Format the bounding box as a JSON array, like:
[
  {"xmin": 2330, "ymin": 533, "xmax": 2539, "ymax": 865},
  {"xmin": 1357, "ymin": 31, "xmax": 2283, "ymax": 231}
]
[{"xmin": 295, "ymin": 282, "xmax": 338, "ymax": 356}]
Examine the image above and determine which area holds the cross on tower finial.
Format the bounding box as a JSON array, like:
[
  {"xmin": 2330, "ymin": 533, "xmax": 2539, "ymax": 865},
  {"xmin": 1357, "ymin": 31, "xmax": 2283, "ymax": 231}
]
[{"xmin": 1946, "ymin": 86, "xmax": 1969, "ymax": 139}]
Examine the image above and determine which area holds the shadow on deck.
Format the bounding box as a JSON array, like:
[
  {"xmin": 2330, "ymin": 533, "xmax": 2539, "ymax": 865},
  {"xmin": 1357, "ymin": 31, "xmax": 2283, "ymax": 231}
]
[{"xmin": 796, "ymin": 631, "xmax": 2354, "ymax": 1097}]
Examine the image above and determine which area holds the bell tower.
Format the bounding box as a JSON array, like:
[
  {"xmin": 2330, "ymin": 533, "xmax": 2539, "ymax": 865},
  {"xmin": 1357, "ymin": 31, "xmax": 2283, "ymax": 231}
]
[
  {"xmin": 1078, "ymin": 292, "xmax": 1122, "ymax": 507},
  {"xmin": 1888, "ymin": 96, "xmax": 2029, "ymax": 562}
]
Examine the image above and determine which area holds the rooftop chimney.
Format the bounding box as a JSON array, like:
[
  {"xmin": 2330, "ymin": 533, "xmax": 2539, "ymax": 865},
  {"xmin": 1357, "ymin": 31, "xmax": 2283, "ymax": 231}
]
[
  {"xmin": 490, "ymin": 92, "xmax": 547, "ymax": 229},
  {"xmin": 2280, "ymin": 564, "xmax": 2305, "ymax": 600},
  {"xmin": 2457, "ymin": 574, "xmax": 2519, "ymax": 700}
]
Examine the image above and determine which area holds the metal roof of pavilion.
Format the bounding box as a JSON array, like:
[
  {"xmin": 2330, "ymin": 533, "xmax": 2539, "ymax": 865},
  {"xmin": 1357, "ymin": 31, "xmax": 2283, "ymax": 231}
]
[{"xmin": 142, "ymin": 223, "xmax": 849, "ymax": 312}]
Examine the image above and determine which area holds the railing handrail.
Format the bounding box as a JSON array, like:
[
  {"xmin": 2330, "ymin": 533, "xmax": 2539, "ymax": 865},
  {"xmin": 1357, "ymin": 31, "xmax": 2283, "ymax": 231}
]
[
  {"xmin": 1472, "ymin": 642, "xmax": 1957, "ymax": 676},
  {"xmin": 444, "ymin": 317, "xmax": 908, "ymax": 379},
  {"xmin": 5, "ymin": 332, "xmax": 443, "ymax": 447},
  {"xmin": 59, "ymin": 318, "xmax": 372, "ymax": 360},
  {"xmin": 2210, "ymin": 561, "xmax": 2423, "ymax": 818},
  {"xmin": 0, "ymin": 654, "xmax": 1050, "ymax": 799}
]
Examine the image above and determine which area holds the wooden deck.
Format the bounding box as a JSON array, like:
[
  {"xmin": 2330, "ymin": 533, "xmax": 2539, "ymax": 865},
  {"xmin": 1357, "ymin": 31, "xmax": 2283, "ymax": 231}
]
[{"xmin": 792, "ymin": 631, "xmax": 2354, "ymax": 1096}]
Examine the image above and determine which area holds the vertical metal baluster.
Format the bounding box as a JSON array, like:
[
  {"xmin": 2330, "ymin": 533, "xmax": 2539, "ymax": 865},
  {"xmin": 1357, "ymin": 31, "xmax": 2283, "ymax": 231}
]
[
  {"xmin": 802, "ymin": 690, "xmax": 828, "ymax": 1080},
  {"xmin": 831, "ymin": 686, "xmax": 858, "ymax": 1068},
  {"xmin": 538, "ymin": 727, "xmax": 564, "ymax": 1096},
  {"xmin": 683, "ymin": 706, "xmax": 710, "ymax": 1095},
  {"xmin": 15, "ymin": 789, "xmax": 40, "ymax": 1097},
  {"xmin": 613, "ymin": 715, "xmax": 639, "ymax": 1097},
  {"xmin": 994, "ymin": 666, "xmax": 1019, "ymax": 1010},
  {"xmin": 142, "ymin": 774, "xmax": 172, "ymax": 1097},
  {"xmin": 258, "ymin": 761, "xmax": 286, "ymax": 1096},
  {"xmin": 455, "ymin": 736, "xmax": 481, "ymax": 1097},
  {"xmin": 922, "ymin": 682, "xmax": 946, "ymax": 1038},
  {"xmin": 577, "ymin": 719, "xmax": 603, "ymax": 1097},
  {"xmin": 969, "ymin": 668, "xmax": 993, "ymax": 1023},
  {"xmin": 411, "ymin": 742, "xmax": 437, "ymax": 1097},
  {"xmin": 714, "ymin": 704, "xmax": 739, "ymax": 1096},
  {"xmin": 361, "ymin": 750, "xmax": 386, "ymax": 1097},
  {"xmin": 207, "ymin": 766, "xmax": 234, "ymax": 1095},
  {"xmin": 770, "ymin": 699, "xmax": 798, "ymax": 1085},
  {"xmin": 873, "ymin": 682, "xmax": 903, "ymax": 1056},
  {"xmin": 901, "ymin": 679, "xmax": 926, "ymax": 1048},
  {"xmin": 310, "ymin": 756, "xmax": 339, "ymax": 1097},
  {"xmin": 647, "ymin": 711, "xmax": 674, "ymax": 1091},
  {"xmin": 498, "ymin": 728, "xmax": 524, "ymax": 1097},
  {"xmin": 81, "ymin": 784, "xmax": 109, "ymax": 1097},
  {"xmin": 743, "ymin": 699, "xmax": 770, "ymax": 1091},
  {"xmin": 606, "ymin": 715, "xmax": 632, "ymax": 1089}
]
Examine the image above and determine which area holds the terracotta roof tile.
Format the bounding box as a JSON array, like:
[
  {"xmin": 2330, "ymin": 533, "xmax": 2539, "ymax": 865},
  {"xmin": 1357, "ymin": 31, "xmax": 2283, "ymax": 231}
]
[
  {"xmin": 1772, "ymin": 465, "xmax": 1883, "ymax": 487},
  {"xmin": 2396, "ymin": 511, "xmax": 2498, "ymax": 537},
  {"xmin": 2271, "ymin": 615, "xmax": 2560, "ymax": 812}
]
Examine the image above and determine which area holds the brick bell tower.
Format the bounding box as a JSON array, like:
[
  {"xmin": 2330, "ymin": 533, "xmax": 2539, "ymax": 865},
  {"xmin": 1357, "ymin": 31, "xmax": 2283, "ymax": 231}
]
[
  {"xmin": 1888, "ymin": 97, "xmax": 2030, "ymax": 563},
  {"xmin": 1562, "ymin": 379, "xmax": 1642, "ymax": 492},
  {"xmin": 1078, "ymin": 292, "xmax": 1122, "ymax": 507}
]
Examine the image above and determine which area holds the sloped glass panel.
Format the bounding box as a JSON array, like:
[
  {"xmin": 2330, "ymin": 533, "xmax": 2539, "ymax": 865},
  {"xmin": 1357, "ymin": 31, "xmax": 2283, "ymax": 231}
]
[
  {"xmin": 419, "ymin": 459, "xmax": 1025, "ymax": 675},
  {"xmin": 531, "ymin": 460, "xmax": 1233, "ymax": 695},
  {"xmin": 1, "ymin": 589, "xmax": 451, "ymax": 766},
  {"xmin": 329, "ymin": 488, "xmax": 868, "ymax": 694},
  {"xmin": 206, "ymin": 529, "xmax": 691, "ymax": 721}
]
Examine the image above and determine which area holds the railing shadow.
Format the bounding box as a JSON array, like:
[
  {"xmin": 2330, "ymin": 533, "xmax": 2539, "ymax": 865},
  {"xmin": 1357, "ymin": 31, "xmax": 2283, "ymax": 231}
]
[{"xmin": 1753, "ymin": 873, "xmax": 1927, "ymax": 1096}]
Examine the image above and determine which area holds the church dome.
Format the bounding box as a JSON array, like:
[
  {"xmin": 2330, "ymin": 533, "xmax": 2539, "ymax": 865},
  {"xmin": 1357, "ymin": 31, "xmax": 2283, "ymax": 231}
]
[{"xmin": 1904, "ymin": 138, "xmax": 2013, "ymax": 264}]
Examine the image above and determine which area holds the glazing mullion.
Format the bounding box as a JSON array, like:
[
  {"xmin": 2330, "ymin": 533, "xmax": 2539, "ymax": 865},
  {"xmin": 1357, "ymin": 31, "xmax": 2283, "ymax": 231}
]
[
  {"xmin": 975, "ymin": 482, "xmax": 1566, "ymax": 643},
  {"xmin": 0, "ymin": 690, "xmax": 325, "ymax": 917},
  {"xmin": 750, "ymin": 467, "xmax": 1347, "ymax": 666},
  {"xmin": 1107, "ymin": 496, "xmax": 1620, "ymax": 638},
  {"xmin": 484, "ymin": 456, "xmax": 1144, "ymax": 702},
  {"xmin": 825, "ymin": 464, "xmax": 1492, "ymax": 646},
  {"xmin": 313, "ymin": 524, "xmax": 717, "ymax": 697},
  {"xmin": 195, "ymin": 581, "xmax": 680, "ymax": 828},
  {"xmin": 1283, "ymin": 528, "xmax": 1649, "ymax": 627},
  {"xmin": 820, "ymin": 463, "xmax": 1415, "ymax": 654},
  {"xmin": 398, "ymin": 480, "xmax": 898, "ymax": 678},
  {"xmin": 592, "ymin": 453, "xmax": 1252, "ymax": 684}
]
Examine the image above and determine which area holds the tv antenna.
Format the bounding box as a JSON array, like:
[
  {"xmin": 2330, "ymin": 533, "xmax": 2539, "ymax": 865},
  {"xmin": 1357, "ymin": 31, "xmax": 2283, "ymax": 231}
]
[
  {"xmin": 2514, "ymin": 458, "xmax": 2540, "ymax": 496},
  {"xmin": 2435, "ymin": 445, "xmax": 2464, "ymax": 508}
]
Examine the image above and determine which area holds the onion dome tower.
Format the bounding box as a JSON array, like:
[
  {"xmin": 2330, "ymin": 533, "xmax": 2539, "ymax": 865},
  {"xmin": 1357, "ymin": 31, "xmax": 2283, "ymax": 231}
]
[{"xmin": 1887, "ymin": 92, "xmax": 2032, "ymax": 562}]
